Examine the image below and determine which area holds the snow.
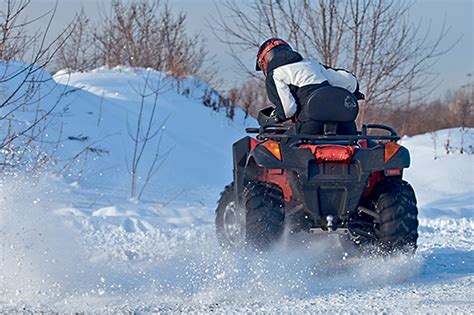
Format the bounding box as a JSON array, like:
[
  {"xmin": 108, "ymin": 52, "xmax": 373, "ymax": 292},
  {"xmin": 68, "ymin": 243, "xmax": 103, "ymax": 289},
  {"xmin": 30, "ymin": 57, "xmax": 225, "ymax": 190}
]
[
  {"xmin": 2, "ymin": 62, "xmax": 249, "ymax": 196},
  {"xmin": 53, "ymin": 66, "xmax": 249, "ymax": 192},
  {"xmin": 401, "ymin": 128, "xmax": 474, "ymax": 219},
  {"xmin": 0, "ymin": 62, "xmax": 473, "ymax": 312}
]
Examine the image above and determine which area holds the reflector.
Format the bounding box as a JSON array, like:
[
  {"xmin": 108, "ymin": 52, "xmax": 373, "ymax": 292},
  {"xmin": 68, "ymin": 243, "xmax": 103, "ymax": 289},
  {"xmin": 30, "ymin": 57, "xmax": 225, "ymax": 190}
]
[
  {"xmin": 384, "ymin": 169, "xmax": 402, "ymax": 176},
  {"xmin": 384, "ymin": 142, "xmax": 401, "ymax": 162},
  {"xmin": 261, "ymin": 141, "xmax": 282, "ymax": 160}
]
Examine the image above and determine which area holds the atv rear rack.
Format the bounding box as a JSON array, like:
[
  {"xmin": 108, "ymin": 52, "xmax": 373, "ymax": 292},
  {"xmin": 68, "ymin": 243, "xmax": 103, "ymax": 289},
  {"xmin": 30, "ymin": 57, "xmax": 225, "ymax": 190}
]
[{"xmin": 245, "ymin": 123, "xmax": 400, "ymax": 142}]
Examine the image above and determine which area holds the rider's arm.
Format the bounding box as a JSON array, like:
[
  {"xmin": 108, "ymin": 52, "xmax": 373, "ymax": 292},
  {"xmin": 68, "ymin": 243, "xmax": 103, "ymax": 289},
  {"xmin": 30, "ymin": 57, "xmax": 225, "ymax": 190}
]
[
  {"xmin": 265, "ymin": 70, "xmax": 297, "ymax": 121},
  {"xmin": 322, "ymin": 65, "xmax": 358, "ymax": 93}
]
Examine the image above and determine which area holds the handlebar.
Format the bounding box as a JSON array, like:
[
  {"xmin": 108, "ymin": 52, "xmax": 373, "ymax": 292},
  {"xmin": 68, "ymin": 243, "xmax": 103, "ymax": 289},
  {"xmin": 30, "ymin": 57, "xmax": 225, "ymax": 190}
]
[{"xmin": 245, "ymin": 126, "xmax": 290, "ymax": 134}]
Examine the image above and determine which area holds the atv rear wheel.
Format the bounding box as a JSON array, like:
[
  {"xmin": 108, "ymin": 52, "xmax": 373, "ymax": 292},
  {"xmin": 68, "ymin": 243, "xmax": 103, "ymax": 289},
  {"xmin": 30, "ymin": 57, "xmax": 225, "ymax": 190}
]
[
  {"xmin": 215, "ymin": 184, "xmax": 246, "ymax": 248},
  {"xmin": 243, "ymin": 182, "xmax": 285, "ymax": 250},
  {"xmin": 375, "ymin": 179, "xmax": 418, "ymax": 252},
  {"xmin": 342, "ymin": 178, "xmax": 418, "ymax": 254}
]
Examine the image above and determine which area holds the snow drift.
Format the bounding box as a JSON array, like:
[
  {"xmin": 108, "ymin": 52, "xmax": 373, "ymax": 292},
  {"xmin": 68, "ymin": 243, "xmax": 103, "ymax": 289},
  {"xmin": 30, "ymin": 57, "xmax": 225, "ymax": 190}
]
[
  {"xmin": 52, "ymin": 67, "xmax": 249, "ymax": 193},
  {"xmin": 1, "ymin": 62, "xmax": 249, "ymax": 201}
]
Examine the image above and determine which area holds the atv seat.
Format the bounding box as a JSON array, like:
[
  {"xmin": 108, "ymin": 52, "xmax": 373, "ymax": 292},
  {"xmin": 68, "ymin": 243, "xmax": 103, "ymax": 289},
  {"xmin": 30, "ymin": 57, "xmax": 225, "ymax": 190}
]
[{"xmin": 301, "ymin": 86, "xmax": 359, "ymax": 136}]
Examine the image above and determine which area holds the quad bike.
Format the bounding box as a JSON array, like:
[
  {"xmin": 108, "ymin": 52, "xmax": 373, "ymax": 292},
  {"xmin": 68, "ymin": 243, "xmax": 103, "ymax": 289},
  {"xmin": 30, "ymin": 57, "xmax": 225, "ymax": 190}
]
[{"xmin": 215, "ymin": 86, "xmax": 418, "ymax": 254}]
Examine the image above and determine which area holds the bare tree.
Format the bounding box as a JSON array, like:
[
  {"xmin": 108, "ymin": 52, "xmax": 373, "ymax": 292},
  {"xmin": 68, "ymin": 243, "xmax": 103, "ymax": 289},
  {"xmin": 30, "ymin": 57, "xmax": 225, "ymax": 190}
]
[
  {"xmin": 54, "ymin": 0, "xmax": 216, "ymax": 83},
  {"xmin": 447, "ymin": 75, "xmax": 473, "ymax": 153},
  {"xmin": 55, "ymin": 10, "xmax": 100, "ymax": 72},
  {"xmin": 0, "ymin": 0, "xmax": 37, "ymax": 60},
  {"xmin": 447, "ymin": 76, "xmax": 473, "ymax": 130},
  {"xmin": 127, "ymin": 72, "xmax": 173, "ymax": 200},
  {"xmin": 227, "ymin": 78, "xmax": 267, "ymax": 118},
  {"xmin": 213, "ymin": 0, "xmax": 454, "ymax": 125},
  {"xmin": 86, "ymin": 0, "xmax": 214, "ymax": 82},
  {"xmin": 0, "ymin": 0, "xmax": 75, "ymax": 172}
]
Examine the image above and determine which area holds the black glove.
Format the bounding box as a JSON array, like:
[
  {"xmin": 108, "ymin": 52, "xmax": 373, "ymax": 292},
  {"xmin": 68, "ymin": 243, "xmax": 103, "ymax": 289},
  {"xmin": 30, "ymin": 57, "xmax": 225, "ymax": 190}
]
[
  {"xmin": 354, "ymin": 83, "xmax": 365, "ymax": 100},
  {"xmin": 268, "ymin": 110, "xmax": 282, "ymax": 124},
  {"xmin": 354, "ymin": 90, "xmax": 365, "ymax": 100},
  {"xmin": 257, "ymin": 107, "xmax": 284, "ymax": 127}
]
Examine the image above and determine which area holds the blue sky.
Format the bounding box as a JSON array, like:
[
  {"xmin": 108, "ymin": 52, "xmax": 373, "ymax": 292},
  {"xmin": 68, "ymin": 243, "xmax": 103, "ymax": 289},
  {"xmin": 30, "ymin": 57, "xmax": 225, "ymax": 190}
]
[{"xmin": 26, "ymin": 0, "xmax": 473, "ymax": 97}]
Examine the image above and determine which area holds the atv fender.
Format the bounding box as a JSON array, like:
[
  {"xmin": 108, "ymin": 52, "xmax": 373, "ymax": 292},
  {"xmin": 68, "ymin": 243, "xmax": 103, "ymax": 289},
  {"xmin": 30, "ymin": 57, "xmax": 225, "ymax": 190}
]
[
  {"xmin": 354, "ymin": 144, "xmax": 410, "ymax": 172},
  {"xmin": 232, "ymin": 137, "xmax": 253, "ymax": 199},
  {"xmin": 384, "ymin": 145, "xmax": 410, "ymax": 169},
  {"xmin": 249, "ymin": 143, "xmax": 314, "ymax": 171}
]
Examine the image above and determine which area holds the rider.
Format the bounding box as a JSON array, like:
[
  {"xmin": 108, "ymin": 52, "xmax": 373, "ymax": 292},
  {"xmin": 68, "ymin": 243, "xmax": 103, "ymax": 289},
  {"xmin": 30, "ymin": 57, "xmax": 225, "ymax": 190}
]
[{"xmin": 256, "ymin": 38, "xmax": 364, "ymax": 134}]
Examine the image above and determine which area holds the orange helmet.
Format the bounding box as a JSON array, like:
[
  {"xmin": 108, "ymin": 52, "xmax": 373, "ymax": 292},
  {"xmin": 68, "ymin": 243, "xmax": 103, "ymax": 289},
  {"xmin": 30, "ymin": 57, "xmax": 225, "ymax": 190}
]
[{"xmin": 256, "ymin": 38, "xmax": 292, "ymax": 76}]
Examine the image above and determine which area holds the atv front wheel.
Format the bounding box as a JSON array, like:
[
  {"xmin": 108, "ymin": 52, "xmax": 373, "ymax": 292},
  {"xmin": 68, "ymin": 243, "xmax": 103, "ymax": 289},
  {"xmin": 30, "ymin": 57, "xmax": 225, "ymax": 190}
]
[
  {"xmin": 243, "ymin": 182, "xmax": 285, "ymax": 250},
  {"xmin": 215, "ymin": 184, "xmax": 246, "ymax": 248},
  {"xmin": 342, "ymin": 178, "xmax": 418, "ymax": 254}
]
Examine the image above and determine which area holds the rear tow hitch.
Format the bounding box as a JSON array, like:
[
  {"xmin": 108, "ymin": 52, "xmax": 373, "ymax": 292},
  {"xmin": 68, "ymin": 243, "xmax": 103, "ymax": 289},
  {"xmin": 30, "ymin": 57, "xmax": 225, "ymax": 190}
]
[
  {"xmin": 309, "ymin": 215, "xmax": 349, "ymax": 235},
  {"xmin": 309, "ymin": 228, "xmax": 349, "ymax": 235}
]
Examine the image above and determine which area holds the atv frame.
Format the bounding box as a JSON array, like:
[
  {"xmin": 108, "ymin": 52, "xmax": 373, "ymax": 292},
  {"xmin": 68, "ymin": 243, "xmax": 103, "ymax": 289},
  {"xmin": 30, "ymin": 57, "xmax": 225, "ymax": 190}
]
[{"xmin": 216, "ymin": 87, "xmax": 418, "ymax": 253}]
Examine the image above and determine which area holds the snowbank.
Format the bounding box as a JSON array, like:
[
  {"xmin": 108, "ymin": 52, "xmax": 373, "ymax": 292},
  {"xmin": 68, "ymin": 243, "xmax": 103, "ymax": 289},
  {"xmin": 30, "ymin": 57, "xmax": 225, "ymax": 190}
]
[
  {"xmin": 402, "ymin": 128, "xmax": 474, "ymax": 218},
  {"xmin": 2, "ymin": 62, "xmax": 251, "ymax": 200},
  {"xmin": 52, "ymin": 67, "xmax": 250, "ymax": 195}
]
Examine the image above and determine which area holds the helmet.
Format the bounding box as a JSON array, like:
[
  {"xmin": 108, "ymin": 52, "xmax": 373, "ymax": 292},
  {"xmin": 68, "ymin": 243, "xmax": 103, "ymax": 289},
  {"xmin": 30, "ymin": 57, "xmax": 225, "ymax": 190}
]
[{"xmin": 256, "ymin": 38, "xmax": 292, "ymax": 75}]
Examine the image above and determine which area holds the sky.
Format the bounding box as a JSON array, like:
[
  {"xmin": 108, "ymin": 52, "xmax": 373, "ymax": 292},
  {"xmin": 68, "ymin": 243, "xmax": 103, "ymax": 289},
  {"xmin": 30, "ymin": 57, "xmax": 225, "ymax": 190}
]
[{"xmin": 23, "ymin": 0, "xmax": 473, "ymax": 97}]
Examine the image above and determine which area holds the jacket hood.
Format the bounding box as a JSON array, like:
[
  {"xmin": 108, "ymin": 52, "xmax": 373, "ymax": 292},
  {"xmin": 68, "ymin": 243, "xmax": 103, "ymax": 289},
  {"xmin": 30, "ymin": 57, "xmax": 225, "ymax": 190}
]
[{"xmin": 266, "ymin": 50, "xmax": 304, "ymax": 74}]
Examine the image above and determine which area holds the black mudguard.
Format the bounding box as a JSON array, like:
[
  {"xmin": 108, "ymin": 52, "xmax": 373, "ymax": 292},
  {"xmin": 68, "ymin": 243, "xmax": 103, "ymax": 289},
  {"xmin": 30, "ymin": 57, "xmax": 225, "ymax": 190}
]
[
  {"xmin": 250, "ymin": 142, "xmax": 313, "ymax": 171},
  {"xmin": 232, "ymin": 137, "xmax": 252, "ymax": 198},
  {"xmin": 354, "ymin": 145, "xmax": 410, "ymax": 172}
]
